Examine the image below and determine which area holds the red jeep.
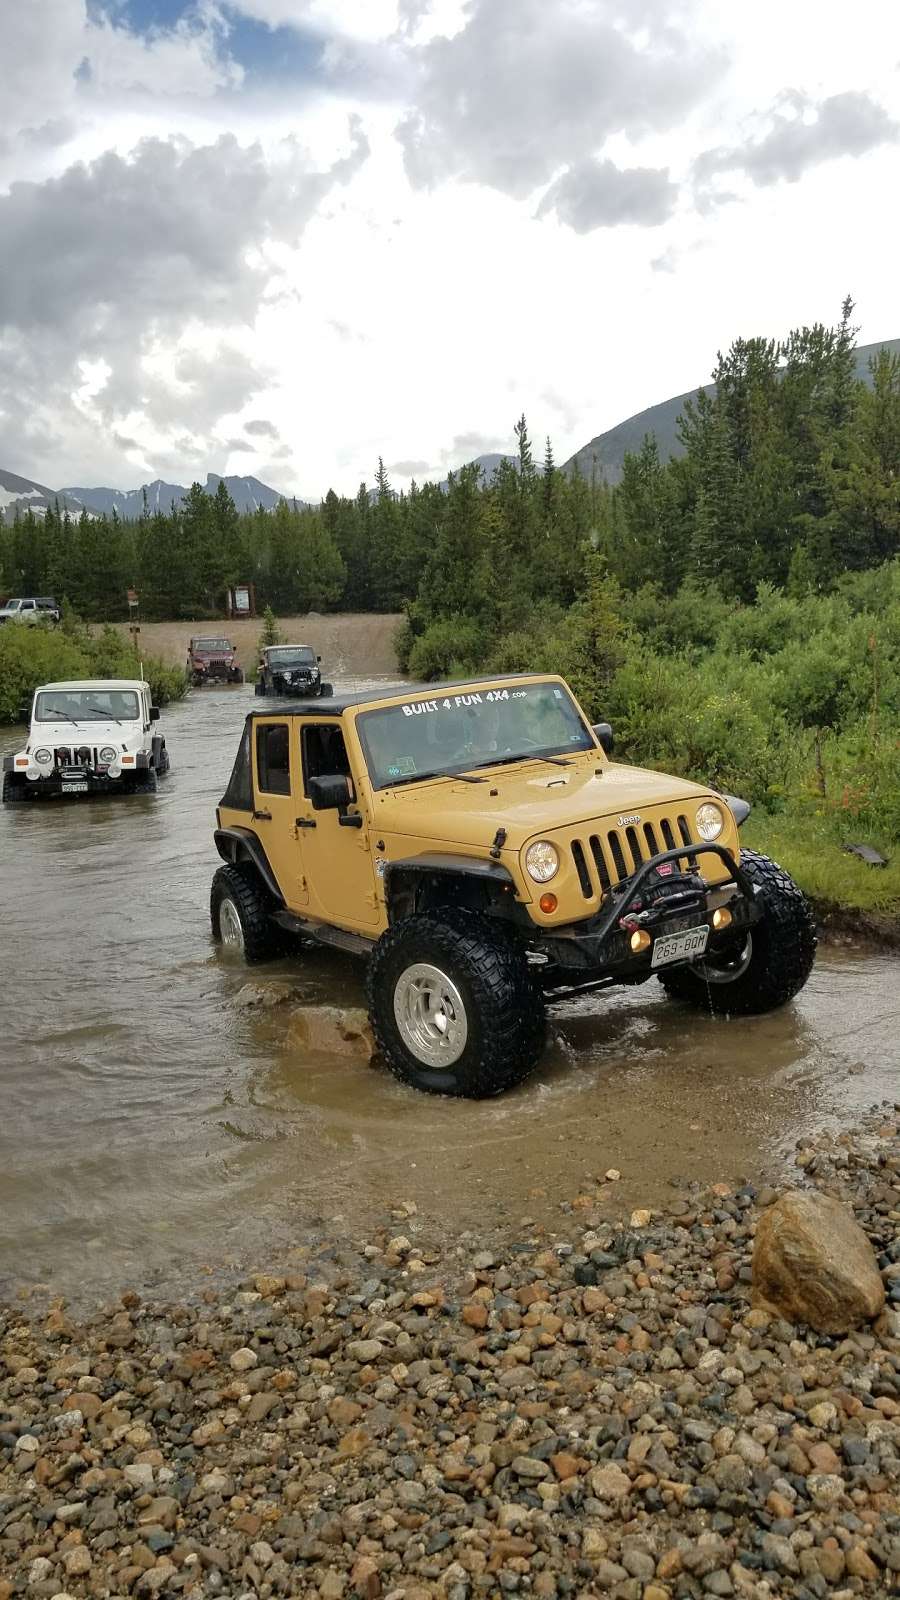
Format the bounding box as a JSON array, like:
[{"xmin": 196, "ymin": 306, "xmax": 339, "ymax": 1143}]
[{"xmin": 187, "ymin": 635, "xmax": 244, "ymax": 687}]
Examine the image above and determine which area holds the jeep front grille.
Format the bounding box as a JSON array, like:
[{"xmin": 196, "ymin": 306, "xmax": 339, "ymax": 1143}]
[
  {"xmin": 569, "ymin": 812, "xmax": 700, "ymax": 901},
  {"xmin": 54, "ymin": 747, "xmax": 100, "ymax": 770}
]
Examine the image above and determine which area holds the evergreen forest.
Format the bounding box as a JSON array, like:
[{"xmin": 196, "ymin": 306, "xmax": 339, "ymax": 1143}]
[{"xmin": 2, "ymin": 300, "xmax": 898, "ymax": 899}]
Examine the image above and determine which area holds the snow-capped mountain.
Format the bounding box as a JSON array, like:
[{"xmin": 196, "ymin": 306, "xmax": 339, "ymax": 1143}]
[
  {"xmin": 0, "ymin": 469, "xmax": 98, "ymax": 521},
  {"xmin": 0, "ymin": 470, "xmax": 300, "ymax": 523},
  {"xmin": 60, "ymin": 473, "xmax": 298, "ymax": 518}
]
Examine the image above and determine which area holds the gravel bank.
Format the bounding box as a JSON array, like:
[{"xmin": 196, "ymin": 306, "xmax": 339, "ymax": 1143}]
[{"xmin": 2, "ymin": 1112, "xmax": 899, "ymax": 1600}]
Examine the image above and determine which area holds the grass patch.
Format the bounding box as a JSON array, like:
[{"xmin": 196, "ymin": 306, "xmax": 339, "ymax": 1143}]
[{"xmin": 743, "ymin": 811, "xmax": 900, "ymax": 919}]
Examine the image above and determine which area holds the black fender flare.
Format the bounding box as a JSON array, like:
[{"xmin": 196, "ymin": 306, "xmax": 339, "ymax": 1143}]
[
  {"xmin": 383, "ymin": 852, "xmax": 521, "ymax": 926},
  {"xmin": 214, "ymin": 827, "xmax": 285, "ymax": 904},
  {"xmin": 721, "ymin": 793, "xmax": 751, "ymax": 826},
  {"xmin": 2, "ymin": 754, "xmax": 14, "ymax": 773}
]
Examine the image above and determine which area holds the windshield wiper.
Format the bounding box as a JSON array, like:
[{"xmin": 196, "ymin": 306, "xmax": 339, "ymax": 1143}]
[
  {"xmin": 468, "ymin": 751, "xmax": 571, "ymax": 772},
  {"xmin": 43, "ymin": 707, "xmax": 82, "ymax": 727},
  {"xmin": 81, "ymin": 708, "xmax": 123, "ymax": 725}
]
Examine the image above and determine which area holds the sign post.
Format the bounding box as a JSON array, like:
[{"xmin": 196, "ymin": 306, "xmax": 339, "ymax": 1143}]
[{"xmin": 126, "ymin": 588, "xmax": 140, "ymax": 655}]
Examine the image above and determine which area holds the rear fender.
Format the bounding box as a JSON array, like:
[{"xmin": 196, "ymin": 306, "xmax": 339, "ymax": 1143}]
[
  {"xmin": 214, "ymin": 826, "xmax": 285, "ymax": 905},
  {"xmin": 384, "ymin": 853, "xmax": 524, "ymax": 927}
]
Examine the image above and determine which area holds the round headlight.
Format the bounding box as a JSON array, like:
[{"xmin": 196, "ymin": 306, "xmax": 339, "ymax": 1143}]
[
  {"xmin": 99, "ymin": 746, "xmax": 117, "ymax": 764},
  {"xmin": 525, "ymin": 840, "xmax": 560, "ymax": 883},
  {"xmin": 696, "ymin": 802, "xmax": 724, "ymax": 841},
  {"xmin": 34, "ymin": 747, "xmax": 52, "ymax": 764}
]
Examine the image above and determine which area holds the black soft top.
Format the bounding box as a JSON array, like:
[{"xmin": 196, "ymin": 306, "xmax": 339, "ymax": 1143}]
[
  {"xmin": 220, "ymin": 673, "xmax": 552, "ymax": 811},
  {"xmin": 239, "ymin": 673, "xmax": 540, "ymax": 720}
]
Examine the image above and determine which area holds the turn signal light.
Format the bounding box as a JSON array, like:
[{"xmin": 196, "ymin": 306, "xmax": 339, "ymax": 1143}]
[
  {"xmin": 121, "ymin": 755, "xmax": 135, "ymax": 765},
  {"xmin": 630, "ymin": 929, "xmax": 652, "ymax": 953},
  {"xmin": 15, "ymin": 757, "xmax": 28, "ymax": 768},
  {"xmin": 539, "ymin": 892, "xmax": 558, "ymax": 914},
  {"xmin": 712, "ymin": 907, "xmax": 733, "ymax": 930}
]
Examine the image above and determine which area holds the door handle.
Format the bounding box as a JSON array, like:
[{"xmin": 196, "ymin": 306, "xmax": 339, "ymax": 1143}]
[
  {"xmin": 253, "ymin": 809, "xmax": 272, "ymax": 821},
  {"xmin": 296, "ymin": 817, "xmax": 317, "ymax": 828}
]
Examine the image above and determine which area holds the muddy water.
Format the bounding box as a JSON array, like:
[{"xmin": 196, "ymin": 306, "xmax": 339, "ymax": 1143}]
[{"xmin": 1, "ymin": 686, "xmax": 898, "ymax": 1303}]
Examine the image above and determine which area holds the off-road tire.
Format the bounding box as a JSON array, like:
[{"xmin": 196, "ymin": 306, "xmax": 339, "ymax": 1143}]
[
  {"xmin": 367, "ymin": 909, "xmax": 546, "ymax": 1097},
  {"xmin": 156, "ymin": 743, "xmax": 170, "ymax": 777},
  {"xmin": 230, "ymin": 668, "xmax": 245, "ymax": 685},
  {"xmin": 255, "ymin": 679, "xmax": 266, "ymax": 697},
  {"xmin": 2, "ymin": 772, "xmax": 29, "ymax": 804},
  {"xmin": 659, "ymin": 849, "xmax": 816, "ymax": 1015},
  {"xmin": 319, "ymin": 682, "xmax": 334, "ymax": 697},
  {"xmin": 210, "ymin": 863, "xmax": 283, "ymax": 962}
]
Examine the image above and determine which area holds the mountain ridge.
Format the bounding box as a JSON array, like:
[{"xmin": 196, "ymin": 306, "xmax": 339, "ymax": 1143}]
[
  {"xmin": 562, "ymin": 336, "xmax": 900, "ymax": 486},
  {"xmin": 0, "ymin": 471, "xmax": 300, "ymax": 524}
]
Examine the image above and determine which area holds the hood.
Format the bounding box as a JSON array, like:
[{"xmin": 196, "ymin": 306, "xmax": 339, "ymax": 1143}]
[
  {"xmin": 31, "ymin": 719, "xmax": 140, "ymax": 743},
  {"xmin": 371, "ymin": 754, "xmax": 716, "ymax": 851}
]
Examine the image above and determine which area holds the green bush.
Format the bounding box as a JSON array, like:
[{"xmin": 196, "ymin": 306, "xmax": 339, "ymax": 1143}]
[
  {"xmin": 0, "ymin": 619, "xmax": 187, "ymax": 723},
  {"xmin": 0, "ymin": 626, "xmax": 89, "ymax": 722},
  {"xmin": 406, "ymin": 617, "xmax": 488, "ymax": 681}
]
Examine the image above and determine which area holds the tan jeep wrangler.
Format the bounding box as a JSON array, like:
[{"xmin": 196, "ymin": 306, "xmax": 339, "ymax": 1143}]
[{"xmin": 210, "ymin": 674, "xmax": 815, "ymax": 1097}]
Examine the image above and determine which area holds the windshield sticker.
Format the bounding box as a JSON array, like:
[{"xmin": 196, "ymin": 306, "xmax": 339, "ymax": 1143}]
[
  {"xmin": 400, "ymin": 688, "xmax": 527, "ymax": 717},
  {"xmin": 386, "ymin": 756, "xmax": 417, "ymax": 776}
]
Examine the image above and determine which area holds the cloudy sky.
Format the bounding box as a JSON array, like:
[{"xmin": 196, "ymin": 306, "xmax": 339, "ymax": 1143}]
[{"xmin": 2, "ymin": 0, "xmax": 899, "ymax": 497}]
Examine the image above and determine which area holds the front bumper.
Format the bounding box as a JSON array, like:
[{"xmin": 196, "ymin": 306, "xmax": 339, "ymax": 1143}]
[
  {"xmin": 272, "ymin": 673, "xmax": 320, "ymax": 694},
  {"xmin": 4, "ymin": 751, "xmax": 149, "ymax": 793},
  {"xmin": 532, "ymin": 843, "xmax": 761, "ymax": 978}
]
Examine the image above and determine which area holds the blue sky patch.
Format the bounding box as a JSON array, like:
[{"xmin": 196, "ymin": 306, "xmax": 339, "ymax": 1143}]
[{"xmin": 89, "ymin": 0, "xmax": 325, "ymax": 88}]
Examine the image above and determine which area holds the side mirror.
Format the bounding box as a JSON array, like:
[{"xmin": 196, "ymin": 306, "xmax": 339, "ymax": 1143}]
[
  {"xmin": 317, "ymin": 655, "xmax": 322, "ymax": 663},
  {"xmin": 309, "ymin": 772, "xmax": 354, "ymax": 811},
  {"xmin": 593, "ymin": 722, "xmax": 614, "ymax": 756},
  {"xmin": 149, "ymin": 706, "xmax": 160, "ymax": 722}
]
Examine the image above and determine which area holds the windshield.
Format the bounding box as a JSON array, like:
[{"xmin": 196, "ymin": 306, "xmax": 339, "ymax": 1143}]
[
  {"xmin": 358, "ymin": 681, "xmax": 595, "ymax": 788},
  {"xmin": 35, "ymin": 689, "xmax": 141, "ymax": 722},
  {"xmin": 4, "ymin": 599, "xmax": 23, "ymax": 610},
  {"xmin": 268, "ymin": 647, "xmax": 315, "ymax": 664},
  {"xmin": 193, "ymin": 638, "xmax": 232, "ymax": 652}
]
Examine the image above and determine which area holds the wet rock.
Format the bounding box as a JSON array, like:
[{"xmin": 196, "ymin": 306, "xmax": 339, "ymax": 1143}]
[
  {"xmin": 286, "ymin": 1006, "xmax": 375, "ymax": 1060},
  {"xmin": 2, "ymin": 1110, "xmax": 899, "ymax": 1600},
  {"xmin": 752, "ymin": 1189, "xmax": 885, "ymax": 1332}
]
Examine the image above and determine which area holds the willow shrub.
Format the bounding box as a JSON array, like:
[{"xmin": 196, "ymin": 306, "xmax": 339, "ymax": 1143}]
[{"xmin": 0, "ymin": 621, "xmax": 186, "ymax": 723}]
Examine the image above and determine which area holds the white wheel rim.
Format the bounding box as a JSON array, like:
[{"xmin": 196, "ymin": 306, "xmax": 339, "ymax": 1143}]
[
  {"xmin": 393, "ymin": 962, "xmax": 468, "ymax": 1067},
  {"xmin": 219, "ymin": 897, "xmax": 245, "ymax": 953},
  {"xmin": 697, "ymin": 932, "xmax": 754, "ymax": 984}
]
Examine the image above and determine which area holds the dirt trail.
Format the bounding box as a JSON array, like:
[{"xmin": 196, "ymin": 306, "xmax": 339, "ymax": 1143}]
[{"xmin": 112, "ymin": 611, "xmax": 402, "ymax": 676}]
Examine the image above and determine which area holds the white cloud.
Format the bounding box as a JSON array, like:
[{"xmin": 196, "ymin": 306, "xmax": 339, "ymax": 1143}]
[
  {"xmin": 397, "ymin": 0, "xmax": 723, "ymax": 197},
  {"xmin": 694, "ymin": 89, "xmax": 899, "ymax": 195},
  {"xmin": 2, "ymin": 0, "xmax": 900, "ymax": 496},
  {"xmin": 538, "ymin": 158, "xmax": 678, "ymax": 232}
]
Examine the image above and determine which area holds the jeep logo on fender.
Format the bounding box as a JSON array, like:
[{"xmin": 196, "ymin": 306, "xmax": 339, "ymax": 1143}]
[{"xmin": 617, "ymin": 813, "xmax": 641, "ymax": 826}]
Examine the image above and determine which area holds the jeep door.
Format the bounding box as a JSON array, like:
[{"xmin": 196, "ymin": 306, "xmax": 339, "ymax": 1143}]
[
  {"xmin": 251, "ymin": 718, "xmax": 308, "ymax": 906},
  {"xmin": 296, "ymin": 720, "xmax": 380, "ymax": 930}
]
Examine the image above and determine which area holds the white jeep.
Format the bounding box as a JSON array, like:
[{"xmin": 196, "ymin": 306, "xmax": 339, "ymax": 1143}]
[{"xmin": 2, "ymin": 678, "xmax": 170, "ymax": 802}]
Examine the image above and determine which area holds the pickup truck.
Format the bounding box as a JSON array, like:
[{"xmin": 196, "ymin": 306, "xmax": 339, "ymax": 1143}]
[{"xmin": 0, "ymin": 596, "xmax": 60, "ymax": 626}]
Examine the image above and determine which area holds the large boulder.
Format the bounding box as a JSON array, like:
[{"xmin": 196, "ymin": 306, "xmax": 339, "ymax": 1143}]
[{"xmin": 752, "ymin": 1189, "xmax": 884, "ymax": 1334}]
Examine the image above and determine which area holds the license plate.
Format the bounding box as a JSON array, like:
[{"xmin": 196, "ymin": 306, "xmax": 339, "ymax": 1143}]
[
  {"xmin": 651, "ymin": 925, "xmax": 709, "ymax": 968},
  {"xmin": 62, "ymin": 780, "xmax": 89, "ymax": 793}
]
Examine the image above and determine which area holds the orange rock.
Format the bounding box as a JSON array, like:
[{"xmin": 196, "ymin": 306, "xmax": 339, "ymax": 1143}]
[
  {"xmin": 582, "ymin": 1288, "xmax": 607, "ymax": 1314},
  {"xmin": 550, "ymin": 1451, "xmax": 580, "ymax": 1480},
  {"xmin": 462, "ymin": 1303, "xmax": 489, "ymax": 1329},
  {"xmin": 752, "ymin": 1190, "xmax": 884, "ymax": 1333},
  {"xmin": 337, "ymin": 1427, "xmax": 370, "ymax": 1458}
]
